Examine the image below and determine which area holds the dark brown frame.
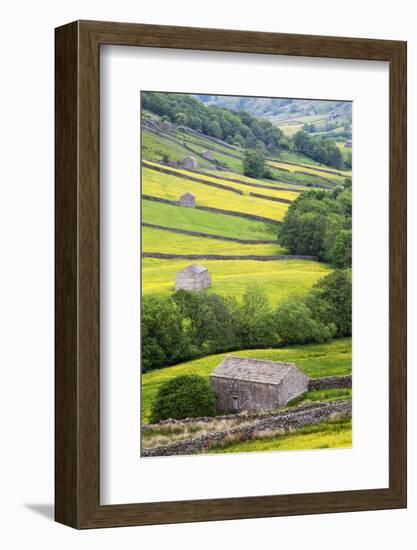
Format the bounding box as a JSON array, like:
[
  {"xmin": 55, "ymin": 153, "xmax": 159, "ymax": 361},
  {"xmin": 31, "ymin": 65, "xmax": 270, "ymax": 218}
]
[{"xmin": 55, "ymin": 20, "xmax": 407, "ymax": 529}]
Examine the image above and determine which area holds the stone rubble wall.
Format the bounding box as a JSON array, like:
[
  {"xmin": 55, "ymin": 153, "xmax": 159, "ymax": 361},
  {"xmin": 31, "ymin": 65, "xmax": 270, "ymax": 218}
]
[
  {"xmin": 308, "ymin": 375, "xmax": 352, "ymax": 391},
  {"xmin": 142, "ymin": 400, "xmax": 351, "ymax": 457},
  {"xmin": 142, "ymin": 252, "xmax": 318, "ymax": 261}
]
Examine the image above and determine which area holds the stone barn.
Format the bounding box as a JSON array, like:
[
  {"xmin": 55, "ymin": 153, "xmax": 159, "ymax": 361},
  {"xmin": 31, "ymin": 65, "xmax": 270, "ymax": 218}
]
[
  {"xmin": 210, "ymin": 356, "xmax": 309, "ymax": 412},
  {"xmin": 182, "ymin": 156, "xmax": 198, "ymax": 169},
  {"xmin": 175, "ymin": 264, "xmax": 212, "ymax": 291},
  {"xmin": 201, "ymin": 150, "xmax": 214, "ymax": 161},
  {"xmin": 344, "ymin": 140, "xmax": 352, "ymax": 148},
  {"xmin": 179, "ymin": 192, "xmax": 196, "ymax": 208}
]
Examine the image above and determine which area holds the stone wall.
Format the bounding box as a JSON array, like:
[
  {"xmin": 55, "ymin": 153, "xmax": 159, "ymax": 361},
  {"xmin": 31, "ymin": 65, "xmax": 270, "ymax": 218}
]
[
  {"xmin": 142, "ymin": 252, "xmax": 318, "ymax": 261},
  {"xmin": 142, "ymin": 400, "xmax": 352, "ymax": 457},
  {"xmin": 308, "ymin": 375, "xmax": 352, "ymax": 391}
]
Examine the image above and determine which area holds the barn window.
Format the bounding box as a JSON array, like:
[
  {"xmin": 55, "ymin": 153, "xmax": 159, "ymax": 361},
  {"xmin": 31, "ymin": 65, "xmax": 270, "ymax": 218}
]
[{"xmin": 232, "ymin": 395, "xmax": 239, "ymax": 410}]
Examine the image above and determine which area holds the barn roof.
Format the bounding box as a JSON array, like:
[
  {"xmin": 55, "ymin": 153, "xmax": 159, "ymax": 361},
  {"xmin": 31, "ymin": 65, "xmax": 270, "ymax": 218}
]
[
  {"xmin": 178, "ymin": 263, "xmax": 208, "ymax": 275},
  {"xmin": 210, "ymin": 356, "xmax": 299, "ymax": 386},
  {"xmin": 180, "ymin": 192, "xmax": 196, "ymax": 199}
]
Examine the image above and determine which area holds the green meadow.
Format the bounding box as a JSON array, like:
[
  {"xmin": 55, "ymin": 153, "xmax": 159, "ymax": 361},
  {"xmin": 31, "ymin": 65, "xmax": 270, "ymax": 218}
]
[{"xmin": 141, "ymin": 338, "xmax": 352, "ymax": 423}]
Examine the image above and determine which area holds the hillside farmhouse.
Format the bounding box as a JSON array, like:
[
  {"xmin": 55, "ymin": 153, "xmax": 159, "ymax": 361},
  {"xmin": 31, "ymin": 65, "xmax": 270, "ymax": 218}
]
[
  {"xmin": 344, "ymin": 140, "xmax": 352, "ymax": 148},
  {"xmin": 175, "ymin": 264, "xmax": 212, "ymax": 291},
  {"xmin": 180, "ymin": 192, "xmax": 196, "ymax": 208},
  {"xmin": 182, "ymin": 156, "xmax": 198, "ymax": 169},
  {"xmin": 210, "ymin": 356, "xmax": 309, "ymax": 412}
]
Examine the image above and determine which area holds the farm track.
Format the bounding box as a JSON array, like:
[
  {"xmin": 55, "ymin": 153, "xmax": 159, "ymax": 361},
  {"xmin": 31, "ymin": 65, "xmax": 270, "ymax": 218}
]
[
  {"xmin": 141, "ymin": 222, "xmax": 278, "ymax": 244},
  {"xmin": 142, "ymin": 252, "xmax": 318, "ymax": 261},
  {"xmin": 142, "ymin": 400, "xmax": 352, "ymax": 456}
]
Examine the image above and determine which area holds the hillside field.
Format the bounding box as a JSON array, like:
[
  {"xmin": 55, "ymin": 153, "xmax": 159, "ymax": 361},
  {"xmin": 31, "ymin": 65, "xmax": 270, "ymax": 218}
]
[{"xmin": 142, "ymin": 258, "xmax": 332, "ymax": 303}]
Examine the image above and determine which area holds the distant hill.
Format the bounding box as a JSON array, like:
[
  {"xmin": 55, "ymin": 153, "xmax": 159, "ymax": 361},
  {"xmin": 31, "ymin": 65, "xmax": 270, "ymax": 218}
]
[
  {"xmin": 195, "ymin": 95, "xmax": 351, "ymax": 121},
  {"xmin": 195, "ymin": 95, "xmax": 352, "ymax": 138}
]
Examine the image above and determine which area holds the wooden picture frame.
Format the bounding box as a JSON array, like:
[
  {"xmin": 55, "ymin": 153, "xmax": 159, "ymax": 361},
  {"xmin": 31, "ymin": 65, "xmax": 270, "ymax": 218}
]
[{"xmin": 55, "ymin": 20, "xmax": 407, "ymax": 529}]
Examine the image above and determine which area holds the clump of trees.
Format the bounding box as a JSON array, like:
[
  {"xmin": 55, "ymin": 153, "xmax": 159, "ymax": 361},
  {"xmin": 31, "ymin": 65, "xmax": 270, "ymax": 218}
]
[
  {"xmin": 293, "ymin": 131, "xmax": 344, "ymax": 169},
  {"xmin": 142, "ymin": 270, "xmax": 351, "ymax": 372},
  {"xmin": 150, "ymin": 375, "xmax": 216, "ymax": 422},
  {"xmin": 279, "ymin": 187, "xmax": 352, "ymax": 268},
  {"xmin": 242, "ymin": 150, "xmax": 272, "ymax": 179}
]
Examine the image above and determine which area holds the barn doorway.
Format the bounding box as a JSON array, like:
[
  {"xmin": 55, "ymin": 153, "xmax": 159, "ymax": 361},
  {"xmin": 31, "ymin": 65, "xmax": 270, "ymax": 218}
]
[{"xmin": 232, "ymin": 395, "xmax": 239, "ymax": 411}]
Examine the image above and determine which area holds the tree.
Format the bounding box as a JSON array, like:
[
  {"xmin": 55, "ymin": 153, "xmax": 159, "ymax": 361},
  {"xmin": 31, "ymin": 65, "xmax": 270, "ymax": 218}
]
[
  {"xmin": 142, "ymin": 296, "xmax": 191, "ymax": 372},
  {"xmin": 150, "ymin": 375, "xmax": 217, "ymax": 422},
  {"xmin": 328, "ymin": 229, "xmax": 352, "ymax": 268},
  {"xmin": 274, "ymin": 301, "xmax": 335, "ymax": 345},
  {"xmin": 242, "ymin": 149, "xmax": 267, "ymax": 178},
  {"xmin": 307, "ymin": 269, "xmax": 352, "ymax": 337},
  {"xmin": 174, "ymin": 112, "xmax": 188, "ymax": 125},
  {"xmin": 237, "ymin": 283, "xmax": 277, "ymax": 348}
]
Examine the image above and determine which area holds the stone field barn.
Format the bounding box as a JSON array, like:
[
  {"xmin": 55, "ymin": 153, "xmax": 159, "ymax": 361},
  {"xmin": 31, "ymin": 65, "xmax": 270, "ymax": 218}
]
[
  {"xmin": 179, "ymin": 192, "xmax": 196, "ymax": 208},
  {"xmin": 175, "ymin": 264, "xmax": 212, "ymax": 291},
  {"xmin": 182, "ymin": 156, "xmax": 198, "ymax": 169},
  {"xmin": 210, "ymin": 356, "xmax": 310, "ymax": 412}
]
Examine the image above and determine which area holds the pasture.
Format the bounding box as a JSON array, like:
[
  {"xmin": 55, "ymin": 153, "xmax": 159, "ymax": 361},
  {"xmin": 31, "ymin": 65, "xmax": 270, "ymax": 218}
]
[
  {"xmin": 141, "ymin": 338, "xmax": 352, "ymax": 423},
  {"xmin": 142, "ymin": 257, "xmax": 332, "ymax": 302}
]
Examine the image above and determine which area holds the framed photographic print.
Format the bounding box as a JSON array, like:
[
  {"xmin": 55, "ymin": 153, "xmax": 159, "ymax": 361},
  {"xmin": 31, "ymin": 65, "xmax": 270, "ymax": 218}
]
[{"xmin": 55, "ymin": 20, "xmax": 407, "ymax": 528}]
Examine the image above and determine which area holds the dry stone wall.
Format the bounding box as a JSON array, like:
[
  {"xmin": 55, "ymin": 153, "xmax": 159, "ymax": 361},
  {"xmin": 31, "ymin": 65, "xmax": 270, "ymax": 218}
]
[{"xmin": 142, "ymin": 400, "xmax": 352, "ymax": 457}]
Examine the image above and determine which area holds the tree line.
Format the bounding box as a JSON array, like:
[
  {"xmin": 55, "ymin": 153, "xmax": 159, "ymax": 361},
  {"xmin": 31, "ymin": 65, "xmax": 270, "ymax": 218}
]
[
  {"xmin": 142, "ymin": 269, "xmax": 351, "ymax": 372},
  {"xmin": 142, "ymin": 91, "xmax": 289, "ymax": 154},
  {"xmin": 293, "ymin": 131, "xmax": 344, "ymax": 169}
]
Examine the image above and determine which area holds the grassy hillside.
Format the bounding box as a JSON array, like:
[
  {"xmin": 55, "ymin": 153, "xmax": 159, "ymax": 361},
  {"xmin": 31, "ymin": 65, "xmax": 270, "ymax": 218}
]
[
  {"xmin": 142, "ymin": 226, "xmax": 286, "ymax": 256},
  {"xmin": 141, "ymin": 167, "xmax": 289, "ymax": 222},
  {"xmin": 142, "ymin": 258, "xmax": 332, "ymax": 302},
  {"xmin": 141, "ymin": 338, "xmax": 352, "ymax": 423}
]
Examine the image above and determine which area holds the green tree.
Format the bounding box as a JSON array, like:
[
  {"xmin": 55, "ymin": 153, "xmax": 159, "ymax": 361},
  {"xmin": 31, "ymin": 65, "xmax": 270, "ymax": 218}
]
[
  {"xmin": 242, "ymin": 149, "xmax": 267, "ymax": 178},
  {"xmin": 142, "ymin": 296, "xmax": 191, "ymax": 371},
  {"xmin": 274, "ymin": 301, "xmax": 335, "ymax": 345},
  {"xmin": 150, "ymin": 375, "xmax": 217, "ymax": 422},
  {"xmin": 307, "ymin": 269, "xmax": 352, "ymax": 337},
  {"xmin": 175, "ymin": 112, "xmax": 188, "ymax": 125}
]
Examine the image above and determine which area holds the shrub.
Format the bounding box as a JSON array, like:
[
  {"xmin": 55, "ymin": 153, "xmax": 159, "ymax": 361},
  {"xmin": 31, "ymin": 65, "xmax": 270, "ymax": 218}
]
[
  {"xmin": 150, "ymin": 375, "xmax": 217, "ymax": 423},
  {"xmin": 274, "ymin": 301, "xmax": 335, "ymax": 345}
]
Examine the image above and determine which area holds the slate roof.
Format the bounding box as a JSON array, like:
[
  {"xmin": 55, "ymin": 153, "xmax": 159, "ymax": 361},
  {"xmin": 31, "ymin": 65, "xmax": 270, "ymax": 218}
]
[
  {"xmin": 178, "ymin": 263, "xmax": 208, "ymax": 275},
  {"xmin": 210, "ymin": 356, "xmax": 298, "ymax": 386},
  {"xmin": 180, "ymin": 192, "xmax": 196, "ymax": 199}
]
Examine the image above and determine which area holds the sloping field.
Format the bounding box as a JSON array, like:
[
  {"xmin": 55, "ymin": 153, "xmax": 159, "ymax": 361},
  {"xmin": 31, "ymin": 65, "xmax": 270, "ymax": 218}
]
[
  {"xmin": 209, "ymin": 170, "xmax": 309, "ymax": 191},
  {"xmin": 141, "ymin": 167, "xmax": 289, "ymax": 222},
  {"xmin": 141, "ymin": 338, "xmax": 352, "ymax": 422},
  {"xmin": 142, "ymin": 200, "xmax": 277, "ymax": 241},
  {"xmin": 142, "ymin": 257, "xmax": 331, "ymax": 302},
  {"xmin": 143, "ymin": 161, "xmax": 301, "ymax": 201},
  {"xmin": 268, "ymin": 159, "xmax": 350, "ymax": 180},
  {"xmin": 142, "ymin": 226, "xmax": 285, "ymax": 256}
]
